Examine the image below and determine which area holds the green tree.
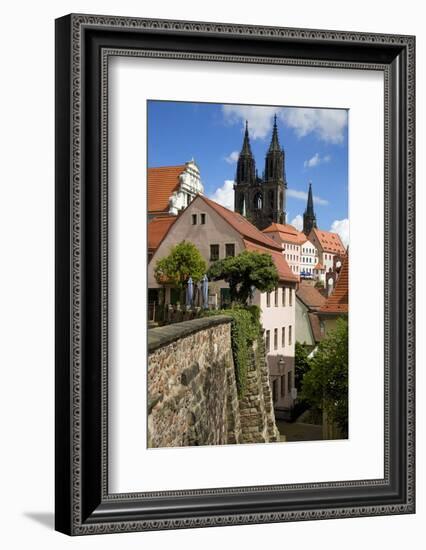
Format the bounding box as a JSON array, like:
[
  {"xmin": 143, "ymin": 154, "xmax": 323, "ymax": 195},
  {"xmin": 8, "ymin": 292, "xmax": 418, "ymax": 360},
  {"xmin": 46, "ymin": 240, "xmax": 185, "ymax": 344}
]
[
  {"xmin": 207, "ymin": 250, "xmax": 278, "ymax": 305},
  {"xmin": 294, "ymin": 341, "xmax": 311, "ymax": 391},
  {"xmin": 301, "ymin": 318, "xmax": 348, "ymax": 436},
  {"xmin": 154, "ymin": 241, "xmax": 207, "ymax": 302}
]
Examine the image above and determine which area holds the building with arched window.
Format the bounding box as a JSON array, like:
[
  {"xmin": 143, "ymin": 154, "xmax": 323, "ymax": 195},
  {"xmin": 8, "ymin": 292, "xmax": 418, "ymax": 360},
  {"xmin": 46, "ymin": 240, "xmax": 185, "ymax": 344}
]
[{"xmin": 234, "ymin": 116, "xmax": 287, "ymax": 231}]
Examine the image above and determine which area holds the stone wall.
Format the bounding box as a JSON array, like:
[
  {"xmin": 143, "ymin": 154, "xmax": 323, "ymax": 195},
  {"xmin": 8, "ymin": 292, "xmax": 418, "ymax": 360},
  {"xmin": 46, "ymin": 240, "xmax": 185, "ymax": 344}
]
[{"xmin": 148, "ymin": 316, "xmax": 279, "ymax": 448}]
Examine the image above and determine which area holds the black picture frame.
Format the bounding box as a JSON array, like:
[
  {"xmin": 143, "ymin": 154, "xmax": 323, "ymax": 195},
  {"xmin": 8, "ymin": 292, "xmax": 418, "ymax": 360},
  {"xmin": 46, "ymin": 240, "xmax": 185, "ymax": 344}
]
[{"xmin": 55, "ymin": 13, "xmax": 415, "ymax": 535}]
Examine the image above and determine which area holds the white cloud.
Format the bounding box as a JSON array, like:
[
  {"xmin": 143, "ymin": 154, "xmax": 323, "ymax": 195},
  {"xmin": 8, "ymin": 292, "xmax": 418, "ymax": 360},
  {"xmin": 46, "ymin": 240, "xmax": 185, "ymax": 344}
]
[
  {"xmin": 287, "ymin": 188, "xmax": 329, "ymax": 206},
  {"xmin": 222, "ymin": 105, "xmax": 276, "ymax": 140},
  {"xmin": 290, "ymin": 214, "xmax": 303, "ymax": 231},
  {"xmin": 209, "ymin": 180, "xmax": 235, "ymax": 210},
  {"xmin": 222, "ymin": 105, "xmax": 347, "ymax": 144},
  {"xmin": 279, "ymin": 108, "xmax": 348, "ymax": 144},
  {"xmin": 330, "ymin": 218, "xmax": 349, "ymax": 247},
  {"xmin": 304, "ymin": 153, "xmax": 331, "ymax": 168},
  {"xmin": 224, "ymin": 150, "xmax": 239, "ymax": 164}
]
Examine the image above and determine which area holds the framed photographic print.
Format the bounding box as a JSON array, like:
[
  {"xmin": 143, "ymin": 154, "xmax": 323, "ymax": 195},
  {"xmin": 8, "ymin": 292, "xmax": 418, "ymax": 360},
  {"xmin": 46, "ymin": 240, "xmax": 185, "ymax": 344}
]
[{"xmin": 55, "ymin": 14, "xmax": 415, "ymax": 535}]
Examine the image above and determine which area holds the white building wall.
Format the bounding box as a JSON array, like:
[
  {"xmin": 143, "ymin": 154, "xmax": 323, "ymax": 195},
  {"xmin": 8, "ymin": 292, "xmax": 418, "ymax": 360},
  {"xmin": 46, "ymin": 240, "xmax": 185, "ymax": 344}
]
[
  {"xmin": 253, "ymin": 285, "xmax": 297, "ymax": 412},
  {"xmin": 282, "ymin": 242, "xmax": 301, "ymax": 276},
  {"xmin": 322, "ymin": 251, "xmax": 335, "ymax": 274},
  {"xmin": 168, "ymin": 160, "xmax": 204, "ymax": 214},
  {"xmin": 265, "ymin": 231, "xmax": 301, "ymax": 276},
  {"xmin": 300, "ymin": 240, "xmax": 319, "ymax": 278}
]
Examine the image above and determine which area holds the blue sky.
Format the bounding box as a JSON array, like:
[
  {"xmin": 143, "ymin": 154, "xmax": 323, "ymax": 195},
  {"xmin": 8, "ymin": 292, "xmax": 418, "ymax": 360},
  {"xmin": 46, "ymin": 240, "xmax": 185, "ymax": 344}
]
[{"xmin": 147, "ymin": 101, "xmax": 349, "ymax": 245}]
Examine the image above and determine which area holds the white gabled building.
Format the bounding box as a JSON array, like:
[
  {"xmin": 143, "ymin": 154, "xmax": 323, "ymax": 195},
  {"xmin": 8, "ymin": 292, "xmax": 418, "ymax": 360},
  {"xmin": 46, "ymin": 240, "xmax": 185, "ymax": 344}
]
[
  {"xmin": 300, "ymin": 239, "xmax": 319, "ymax": 279},
  {"xmin": 147, "ymin": 159, "xmax": 204, "ymax": 220},
  {"xmin": 147, "ymin": 195, "xmax": 299, "ymax": 416},
  {"xmin": 262, "ymin": 222, "xmax": 306, "ymax": 277},
  {"xmin": 308, "ymin": 227, "xmax": 346, "ymax": 277}
]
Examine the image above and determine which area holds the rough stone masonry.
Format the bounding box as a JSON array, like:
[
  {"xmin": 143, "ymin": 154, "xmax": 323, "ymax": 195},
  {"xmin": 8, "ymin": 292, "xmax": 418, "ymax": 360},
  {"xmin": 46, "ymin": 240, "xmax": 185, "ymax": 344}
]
[{"xmin": 148, "ymin": 316, "xmax": 280, "ymax": 447}]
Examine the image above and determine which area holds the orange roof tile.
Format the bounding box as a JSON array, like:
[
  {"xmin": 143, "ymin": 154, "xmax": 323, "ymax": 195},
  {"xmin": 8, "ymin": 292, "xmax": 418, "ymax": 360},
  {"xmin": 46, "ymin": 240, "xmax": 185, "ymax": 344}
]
[
  {"xmin": 297, "ymin": 284, "xmax": 326, "ymax": 310},
  {"xmin": 314, "ymin": 262, "xmax": 325, "ymax": 270},
  {"xmin": 263, "ymin": 222, "xmax": 307, "ymax": 245},
  {"xmin": 243, "ymin": 240, "xmax": 299, "ymax": 283},
  {"xmin": 147, "ymin": 165, "xmax": 185, "ymax": 214},
  {"xmin": 311, "ymin": 228, "xmax": 346, "ymax": 255},
  {"xmin": 199, "ymin": 196, "xmax": 284, "ymax": 251},
  {"xmin": 319, "ymin": 253, "xmax": 349, "ymax": 314},
  {"xmin": 148, "ymin": 215, "xmax": 176, "ymax": 252}
]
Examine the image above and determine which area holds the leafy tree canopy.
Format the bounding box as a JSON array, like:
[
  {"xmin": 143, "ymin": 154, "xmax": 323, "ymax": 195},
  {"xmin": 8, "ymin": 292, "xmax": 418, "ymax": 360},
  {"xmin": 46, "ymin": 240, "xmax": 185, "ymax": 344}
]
[
  {"xmin": 154, "ymin": 241, "xmax": 207, "ymax": 289},
  {"xmin": 301, "ymin": 318, "xmax": 348, "ymax": 436},
  {"xmin": 294, "ymin": 341, "xmax": 311, "ymax": 391},
  {"xmin": 207, "ymin": 250, "xmax": 278, "ymax": 305}
]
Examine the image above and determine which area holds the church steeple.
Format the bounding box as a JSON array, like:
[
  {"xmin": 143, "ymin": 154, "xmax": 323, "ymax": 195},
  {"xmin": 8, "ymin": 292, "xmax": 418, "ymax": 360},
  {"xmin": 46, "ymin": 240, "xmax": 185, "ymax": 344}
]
[
  {"xmin": 303, "ymin": 181, "xmax": 317, "ymax": 235},
  {"xmin": 264, "ymin": 114, "xmax": 285, "ymax": 183},
  {"xmin": 241, "ymin": 120, "xmax": 252, "ymax": 155},
  {"xmin": 269, "ymin": 114, "xmax": 281, "ymax": 152},
  {"xmin": 235, "ymin": 120, "xmax": 256, "ymax": 186},
  {"xmin": 234, "ymin": 117, "xmax": 287, "ymax": 229}
]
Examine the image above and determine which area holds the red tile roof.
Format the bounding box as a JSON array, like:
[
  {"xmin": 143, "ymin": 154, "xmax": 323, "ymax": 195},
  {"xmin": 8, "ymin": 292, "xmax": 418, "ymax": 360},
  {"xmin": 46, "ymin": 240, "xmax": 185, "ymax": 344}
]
[
  {"xmin": 311, "ymin": 228, "xmax": 346, "ymax": 255},
  {"xmin": 319, "ymin": 253, "xmax": 349, "ymax": 314},
  {"xmin": 314, "ymin": 262, "xmax": 325, "ymax": 270},
  {"xmin": 148, "ymin": 215, "xmax": 176, "ymax": 252},
  {"xmin": 243, "ymin": 240, "xmax": 299, "ymax": 283},
  {"xmin": 199, "ymin": 196, "xmax": 284, "ymax": 252},
  {"xmin": 195, "ymin": 196, "xmax": 297, "ymax": 283},
  {"xmin": 263, "ymin": 222, "xmax": 307, "ymax": 245},
  {"xmin": 147, "ymin": 165, "xmax": 185, "ymax": 214},
  {"xmin": 297, "ymin": 284, "xmax": 327, "ymax": 310}
]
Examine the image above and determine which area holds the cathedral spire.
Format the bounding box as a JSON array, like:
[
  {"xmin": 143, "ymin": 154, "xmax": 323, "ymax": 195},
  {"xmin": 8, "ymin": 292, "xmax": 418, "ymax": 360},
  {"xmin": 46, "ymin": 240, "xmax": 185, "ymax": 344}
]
[
  {"xmin": 235, "ymin": 120, "xmax": 256, "ymax": 190},
  {"xmin": 241, "ymin": 120, "xmax": 252, "ymax": 155},
  {"xmin": 268, "ymin": 114, "xmax": 281, "ymax": 152},
  {"xmin": 264, "ymin": 114, "xmax": 285, "ymax": 182},
  {"xmin": 306, "ymin": 181, "xmax": 314, "ymax": 213},
  {"xmin": 303, "ymin": 181, "xmax": 317, "ymax": 235}
]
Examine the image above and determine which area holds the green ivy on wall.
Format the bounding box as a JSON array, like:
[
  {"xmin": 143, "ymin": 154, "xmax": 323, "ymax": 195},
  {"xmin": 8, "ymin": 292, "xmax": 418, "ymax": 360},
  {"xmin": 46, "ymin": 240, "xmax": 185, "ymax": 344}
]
[{"xmin": 203, "ymin": 305, "xmax": 261, "ymax": 397}]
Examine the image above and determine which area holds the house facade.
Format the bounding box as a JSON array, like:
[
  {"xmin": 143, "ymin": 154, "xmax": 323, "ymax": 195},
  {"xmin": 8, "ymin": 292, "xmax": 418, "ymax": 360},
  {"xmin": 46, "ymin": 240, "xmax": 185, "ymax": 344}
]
[
  {"xmin": 300, "ymin": 239, "xmax": 319, "ymax": 279},
  {"xmin": 309, "ymin": 227, "xmax": 346, "ymax": 276},
  {"xmin": 147, "ymin": 160, "xmax": 204, "ymax": 220},
  {"xmin": 147, "ymin": 194, "xmax": 299, "ymax": 416},
  {"xmin": 262, "ymin": 222, "xmax": 305, "ymax": 276}
]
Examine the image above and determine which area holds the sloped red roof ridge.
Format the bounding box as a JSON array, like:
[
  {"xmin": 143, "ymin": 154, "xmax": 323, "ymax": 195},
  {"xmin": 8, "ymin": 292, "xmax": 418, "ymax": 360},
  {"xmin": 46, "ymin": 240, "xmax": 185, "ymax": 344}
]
[
  {"xmin": 148, "ymin": 165, "xmax": 186, "ymax": 213},
  {"xmin": 263, "ymin": 222, "xmax": 307, "ymax": 245},
  {"xmin": 199, "ymin": 196, "xmax": 297, "ymax": 283},
  {"xmin": 243, "ymin": 240, "xmax": 299, "ymax": 283},
  {"xmin": 148, "ymin": 215, "xmax": 177, "ymax": 251},
  {"xmin": 200, "ymin": 195, "xmax": 283, "ymax": 252},
  {"xmin": 263, "ymin": 222, "xmax": 299, "ymax": 236},
  {"xmin": 311, "ymin": 227, "xmax": 346, "ymax": 255},
  {"xmin": 297, "ymin": 284, "xmax": 326, "ymax": 310},
  {"xmin": 319, "ymin": 253, "xmax": 349, "ymax": 314}
]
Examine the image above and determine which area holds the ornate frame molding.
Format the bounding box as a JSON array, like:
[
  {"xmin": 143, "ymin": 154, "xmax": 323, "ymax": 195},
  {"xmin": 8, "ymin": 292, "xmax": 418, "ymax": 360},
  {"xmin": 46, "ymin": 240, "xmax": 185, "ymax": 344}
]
[{"xmin": 55, "ymin": 14, "xmax": 415, "ymax": 535}]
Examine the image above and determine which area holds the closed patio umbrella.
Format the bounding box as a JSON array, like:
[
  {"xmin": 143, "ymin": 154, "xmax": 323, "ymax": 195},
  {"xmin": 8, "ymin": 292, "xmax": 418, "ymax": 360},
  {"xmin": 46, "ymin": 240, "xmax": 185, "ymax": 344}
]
[
  {"xmin": 186, "ymin": 277, "xmax": 193, "ymax": 307},
  {"xmin": 202, "ymin": 274, "xmax": 209, "ymax": 309}
]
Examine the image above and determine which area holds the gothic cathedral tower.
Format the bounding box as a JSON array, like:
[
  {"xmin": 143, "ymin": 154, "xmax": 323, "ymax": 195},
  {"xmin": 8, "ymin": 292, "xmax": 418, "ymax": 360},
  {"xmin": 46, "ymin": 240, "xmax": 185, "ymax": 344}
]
[
  {"xmin": 303, "ymin": 182, "xmax": 317, "ymax": 235},
  {"xmin": 234, "ymin": 116, "xmax": 287, "ymax": 230}
]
